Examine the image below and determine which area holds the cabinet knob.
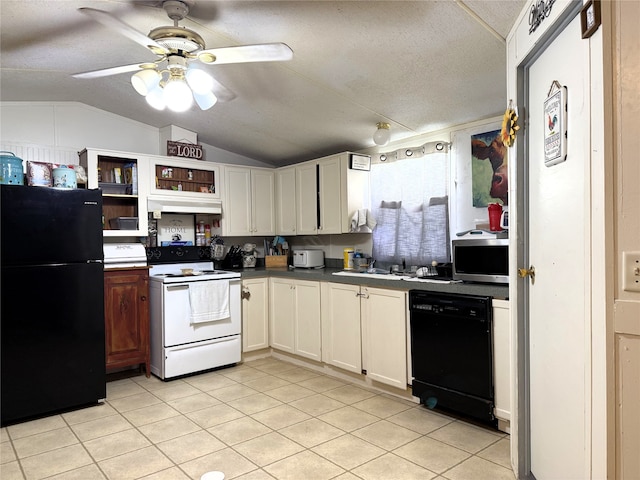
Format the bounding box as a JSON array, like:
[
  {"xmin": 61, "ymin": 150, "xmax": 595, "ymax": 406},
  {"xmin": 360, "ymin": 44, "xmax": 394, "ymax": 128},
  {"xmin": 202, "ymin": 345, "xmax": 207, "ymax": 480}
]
[
  {"xmin": 241, "ymin": 288, "xmax": 251, "ymax": 300},
  {"xmin": 140, "ymin": 295, "xmax": 147, "ymax": 302}
]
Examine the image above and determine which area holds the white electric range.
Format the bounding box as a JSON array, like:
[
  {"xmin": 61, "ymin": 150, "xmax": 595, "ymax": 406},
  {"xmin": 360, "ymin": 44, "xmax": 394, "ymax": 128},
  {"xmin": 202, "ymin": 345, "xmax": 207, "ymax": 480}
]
[{"xmin": 147, "ymin": 247, "xmax": 241, "ymax": 380}]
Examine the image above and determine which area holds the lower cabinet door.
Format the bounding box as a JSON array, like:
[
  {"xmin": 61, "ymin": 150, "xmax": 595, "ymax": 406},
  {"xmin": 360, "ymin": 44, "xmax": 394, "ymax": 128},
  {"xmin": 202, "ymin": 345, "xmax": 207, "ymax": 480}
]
[
  {"xmin": 104, "ymin": 268, "xmax": 150, "ymax": 376},
  {"xmin": 362, "ymin": 287, "xmax": 407, "ymax": 389},
  {"xmin": 321, "ymin": 282, "xmax": 362, "ymax": 374},
  {"xmin": 242, "ymin": 278, "xmax": 269, "ymax": 352}
]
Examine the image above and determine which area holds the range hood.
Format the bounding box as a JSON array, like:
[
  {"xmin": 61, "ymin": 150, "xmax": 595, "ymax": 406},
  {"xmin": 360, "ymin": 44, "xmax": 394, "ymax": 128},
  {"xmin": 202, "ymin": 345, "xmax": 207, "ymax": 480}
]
[{"xmin": 147, "ymin": 195, "xmax": 222, "ymax": 215}]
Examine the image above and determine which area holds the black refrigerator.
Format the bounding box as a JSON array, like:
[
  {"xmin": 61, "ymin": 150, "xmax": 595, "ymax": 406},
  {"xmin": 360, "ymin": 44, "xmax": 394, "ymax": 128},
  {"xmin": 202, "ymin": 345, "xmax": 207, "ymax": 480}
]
[{"xmin": 1, "ymin": 185, "xmax": 106, "ymax": 426}]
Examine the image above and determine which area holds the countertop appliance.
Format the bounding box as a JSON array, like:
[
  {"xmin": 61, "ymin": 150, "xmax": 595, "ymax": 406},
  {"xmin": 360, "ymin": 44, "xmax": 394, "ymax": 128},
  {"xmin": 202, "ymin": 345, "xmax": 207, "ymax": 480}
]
[
  {"xmin": 103, "ymin": 243, "xmax": 147, "ymax": 269},
  {"xmin": 1, "ymin": 185, "xmax": 105, "ymax": 426},
  {"xmin": 293, "ymin": 249, "xmax": 324, "ymax": 268},
  {"xmin": 409, "ymin": 290, "xmax": 496, "ymax": 427},
  {"xmin": 146, "ymin": 246, "xmax": 241, "ymax": 380},
  {"xmin": 452, "ymin": 238, "xmax": 509, "ymax": 284}
]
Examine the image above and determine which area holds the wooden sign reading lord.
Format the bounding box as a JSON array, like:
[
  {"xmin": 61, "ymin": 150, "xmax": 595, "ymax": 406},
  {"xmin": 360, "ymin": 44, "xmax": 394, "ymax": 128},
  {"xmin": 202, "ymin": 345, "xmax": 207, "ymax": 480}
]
[{"xmin": 167, "ymin": 141, "xmax": 203, "ymax": 160}]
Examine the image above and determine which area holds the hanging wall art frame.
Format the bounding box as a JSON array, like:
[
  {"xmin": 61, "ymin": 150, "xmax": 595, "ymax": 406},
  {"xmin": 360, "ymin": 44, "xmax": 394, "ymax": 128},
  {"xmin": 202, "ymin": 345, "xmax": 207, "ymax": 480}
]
[{"xmin": 543, "ymin": 80, "xmax": 568, "ymax": 167}]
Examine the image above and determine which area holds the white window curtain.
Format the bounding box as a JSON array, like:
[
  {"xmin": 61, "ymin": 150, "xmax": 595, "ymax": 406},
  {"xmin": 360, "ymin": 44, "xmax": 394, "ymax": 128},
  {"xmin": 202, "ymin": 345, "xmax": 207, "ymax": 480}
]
[{"xmin": 370, "ymin": 151, "xmax": 450, "ymax": 266}]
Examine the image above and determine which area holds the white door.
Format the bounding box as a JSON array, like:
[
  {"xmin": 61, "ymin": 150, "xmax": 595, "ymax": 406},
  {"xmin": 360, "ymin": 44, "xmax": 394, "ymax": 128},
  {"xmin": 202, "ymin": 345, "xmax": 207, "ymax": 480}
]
[{"xmin": 526, "ymin": 15, "xmax": 591, "ymax": 479}]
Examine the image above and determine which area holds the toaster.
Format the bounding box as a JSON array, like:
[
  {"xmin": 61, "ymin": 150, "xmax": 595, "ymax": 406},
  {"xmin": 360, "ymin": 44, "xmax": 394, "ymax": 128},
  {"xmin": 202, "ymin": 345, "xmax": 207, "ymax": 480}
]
[{"xmin": 293, "ymin": 249, "xmax": 325, "ymax": 268}]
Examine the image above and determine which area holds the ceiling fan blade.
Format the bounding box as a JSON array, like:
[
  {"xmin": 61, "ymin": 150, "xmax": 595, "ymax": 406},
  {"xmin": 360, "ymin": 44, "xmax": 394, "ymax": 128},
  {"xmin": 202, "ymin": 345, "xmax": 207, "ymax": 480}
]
[
  {"xmin": 198, "ymin": 43, "xmax": 293, "ymax": 65},
  {"xmin": 209, "ymin": 77, "xmax": 237, "ymax": 103},
  {"xmin": 78, "ymin": 7, "xmax": 169, "ymax": 55},
  {"xmin": 72, "ymin": 63, "xmax": 150, "ymax": 79}
]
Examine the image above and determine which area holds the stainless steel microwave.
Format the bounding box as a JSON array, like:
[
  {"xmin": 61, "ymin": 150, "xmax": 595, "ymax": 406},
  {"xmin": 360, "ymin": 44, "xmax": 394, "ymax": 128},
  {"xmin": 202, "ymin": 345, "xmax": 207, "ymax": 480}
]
[{"xmin": 452, "ymin": 238, "xmax": 509, "ymax": 284}]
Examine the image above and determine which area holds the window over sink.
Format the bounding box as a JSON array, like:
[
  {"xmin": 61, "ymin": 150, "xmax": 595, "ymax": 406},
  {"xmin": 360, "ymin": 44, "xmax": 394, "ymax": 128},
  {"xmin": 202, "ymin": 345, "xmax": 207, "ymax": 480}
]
[{"xmin": 371, "ymin": 150, "xmax": 450, "ymax": 266}]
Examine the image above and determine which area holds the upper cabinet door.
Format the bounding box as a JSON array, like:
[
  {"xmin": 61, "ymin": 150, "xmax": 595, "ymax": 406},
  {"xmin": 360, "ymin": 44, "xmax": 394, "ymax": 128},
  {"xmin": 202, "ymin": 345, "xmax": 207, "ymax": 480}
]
[
  {"xmin": 295, "ymin": 162, "xmax": 318, "ymax": 235},
  {"xmin": 251, "ymin": 169, "xmax": 275, "ymax": 236},
  {"xmin": 318, "ymin": 155, "xmax": 342, "ymax": 234},
  {"xmin": 224, "ymin": 166, "xmax": 253, "ymax": 236},
  {"xmin": 223, "ymin": 166, "xmax": 275, "ymax": 236},
  {"xmin": 275, "ymin": 167, "xmax": 297, "ymax": 235}
]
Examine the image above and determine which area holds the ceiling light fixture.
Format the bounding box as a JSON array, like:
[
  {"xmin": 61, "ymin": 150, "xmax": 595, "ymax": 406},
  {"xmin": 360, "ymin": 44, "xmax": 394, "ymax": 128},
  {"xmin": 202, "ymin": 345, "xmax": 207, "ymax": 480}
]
[
  {"xmin": 131, "ymin": 56, "xmax": 217, "ymax": 112},
  {"xmin": 373, "ymin": 122, "xmax": 391, "ymax": 146}
]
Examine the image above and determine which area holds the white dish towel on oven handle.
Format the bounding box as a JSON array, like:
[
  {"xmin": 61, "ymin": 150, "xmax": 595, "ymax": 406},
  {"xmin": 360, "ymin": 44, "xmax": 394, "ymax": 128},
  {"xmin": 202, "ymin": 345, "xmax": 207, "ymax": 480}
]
[{"xmin": 188, "ymin": 280, "xmax": 230, "ymax": 324}]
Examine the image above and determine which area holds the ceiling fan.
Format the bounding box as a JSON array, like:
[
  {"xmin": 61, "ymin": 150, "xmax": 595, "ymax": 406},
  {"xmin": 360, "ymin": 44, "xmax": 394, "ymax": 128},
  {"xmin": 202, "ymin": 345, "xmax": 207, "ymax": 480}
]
[{"xmin": 72, "ymin": 0, "xmax": 293, "ymax": 111}]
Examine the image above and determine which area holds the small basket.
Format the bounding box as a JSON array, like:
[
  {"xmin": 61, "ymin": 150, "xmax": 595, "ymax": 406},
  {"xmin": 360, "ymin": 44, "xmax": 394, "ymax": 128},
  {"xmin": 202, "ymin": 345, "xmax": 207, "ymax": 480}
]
[{"xmin": 265, "ymin": 256, "xmax": 288, "ymax": 268}]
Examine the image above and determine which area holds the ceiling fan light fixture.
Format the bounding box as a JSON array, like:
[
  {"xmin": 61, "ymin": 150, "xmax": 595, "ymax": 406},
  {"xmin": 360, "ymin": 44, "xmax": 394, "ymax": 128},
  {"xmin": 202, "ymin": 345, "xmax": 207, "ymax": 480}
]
[
  {"xmin": 131, "ymin": 68, "xmax": 160, "ymax": 96},
  {"xmin": 163, "ymin": 77, "xmax": 193, "ymax": 112},
  {"xmin": 373, "ymin": 122, "xmax": 391, "ymax": 146},
  {"xmin": 193, "ymin": 90, "xmax": 218, "ymax": 110},
  {"xmin": 186, "ymin": 68, "xmax": 214, "ymax": 94},
  {"xmin": 146, "ymin": 86, "xmax": 166, "ymax": 110}
]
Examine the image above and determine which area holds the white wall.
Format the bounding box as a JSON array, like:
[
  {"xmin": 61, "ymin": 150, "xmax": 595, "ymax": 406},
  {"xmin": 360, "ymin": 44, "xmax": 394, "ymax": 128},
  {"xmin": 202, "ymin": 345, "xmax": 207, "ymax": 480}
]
[{"xmin": 0, "ymin": 101, "xmax": 272, "ymax": 168}]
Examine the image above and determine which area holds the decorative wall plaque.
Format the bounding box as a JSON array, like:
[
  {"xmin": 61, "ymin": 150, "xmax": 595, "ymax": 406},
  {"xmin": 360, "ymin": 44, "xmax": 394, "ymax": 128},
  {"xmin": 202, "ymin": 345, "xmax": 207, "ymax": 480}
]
[{"xmin": 167, "ymin": 141, "xmax": 204, "ymax": 160}]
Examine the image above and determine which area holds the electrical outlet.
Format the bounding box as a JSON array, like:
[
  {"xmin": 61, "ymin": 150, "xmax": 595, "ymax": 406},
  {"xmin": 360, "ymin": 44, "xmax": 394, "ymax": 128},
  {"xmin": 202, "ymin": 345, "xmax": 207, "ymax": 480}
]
[
  {"xmin": 622, "ymin": 251, "xmax": 640, "ymax": 292},
  {"xmin": 152, "ymin": 210, "xmax": 162, "ymax": 219}
]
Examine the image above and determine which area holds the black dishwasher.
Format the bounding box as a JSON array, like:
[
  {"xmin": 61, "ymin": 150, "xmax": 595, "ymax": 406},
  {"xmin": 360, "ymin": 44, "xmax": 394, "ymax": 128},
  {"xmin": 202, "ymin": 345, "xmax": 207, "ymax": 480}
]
[{"xmin": 409, "ymin": 290, "xmax": 496, "ymax": 427}]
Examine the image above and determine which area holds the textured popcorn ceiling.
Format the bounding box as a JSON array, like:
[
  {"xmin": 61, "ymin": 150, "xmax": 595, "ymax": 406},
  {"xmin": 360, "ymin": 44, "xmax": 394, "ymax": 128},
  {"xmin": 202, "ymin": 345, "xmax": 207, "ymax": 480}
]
[{"xmin": 0, "ymin": 0, "xmax": 525, "ymax": 165}]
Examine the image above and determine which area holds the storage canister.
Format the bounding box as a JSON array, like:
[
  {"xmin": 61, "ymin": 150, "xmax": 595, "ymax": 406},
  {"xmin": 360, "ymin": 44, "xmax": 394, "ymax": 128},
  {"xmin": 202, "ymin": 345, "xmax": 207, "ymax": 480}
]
[
  {"xmin": 0, "ymin": 152, "xmax": 25, "ymax": 185},
  {"xmin": 52, "ymin": 165, "xmax": 77, "ymax": 189},
  {"xmin": 343, "ymin": 248, "xmax": 354, "ymax": 269}
]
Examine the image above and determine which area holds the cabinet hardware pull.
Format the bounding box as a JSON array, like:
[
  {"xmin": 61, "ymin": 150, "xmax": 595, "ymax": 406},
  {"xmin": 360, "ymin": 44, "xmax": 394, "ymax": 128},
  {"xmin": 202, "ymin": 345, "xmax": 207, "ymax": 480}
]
[{"xmin": 140, "ymin": 296, "xmax": 146, "ymax": 301}]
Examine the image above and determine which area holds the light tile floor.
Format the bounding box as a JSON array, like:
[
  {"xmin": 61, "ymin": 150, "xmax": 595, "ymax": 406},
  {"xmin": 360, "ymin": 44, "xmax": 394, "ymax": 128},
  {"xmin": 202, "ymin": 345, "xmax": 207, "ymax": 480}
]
[{"xmin": 0, "ymin": 358, "xmax": 514, "ymax": 480}]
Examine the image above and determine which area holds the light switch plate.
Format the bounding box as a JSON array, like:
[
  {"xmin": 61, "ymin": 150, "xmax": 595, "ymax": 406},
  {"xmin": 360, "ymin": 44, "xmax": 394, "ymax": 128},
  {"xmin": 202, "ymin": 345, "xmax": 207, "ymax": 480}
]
[
  {"xmin": 153, "ymin": 210, "xmax": 162, "ymax": 219},
  {"xmin": 622, "ymin": 251, "xmax": 640, "ymax": 292}
]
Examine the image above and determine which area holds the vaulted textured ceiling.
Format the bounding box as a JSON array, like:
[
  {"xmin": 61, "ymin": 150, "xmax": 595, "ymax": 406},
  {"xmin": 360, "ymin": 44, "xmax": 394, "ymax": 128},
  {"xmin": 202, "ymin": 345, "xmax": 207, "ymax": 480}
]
[{"xmin": 0, "ymin": 0, "xmax": 525, "ymax": 166}]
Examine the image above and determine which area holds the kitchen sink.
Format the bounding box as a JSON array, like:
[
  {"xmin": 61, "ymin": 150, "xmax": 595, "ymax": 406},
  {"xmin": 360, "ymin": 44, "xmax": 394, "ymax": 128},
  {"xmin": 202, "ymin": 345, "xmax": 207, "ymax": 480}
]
[{"xmin": 331, "ymin": 270, "xmax": 409, "ymax": 280}]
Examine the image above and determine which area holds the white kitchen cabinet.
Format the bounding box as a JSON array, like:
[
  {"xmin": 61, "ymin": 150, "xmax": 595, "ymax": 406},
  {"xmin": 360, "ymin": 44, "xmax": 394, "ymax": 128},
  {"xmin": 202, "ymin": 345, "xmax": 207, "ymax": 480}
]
[
  {"xmin": 492, "ymin": 298, "xmax": 511, "ymax": 427},
  {"xmin": 80, "ymin": 148, "xmax": 149, "ymax": 238},
  {"xmin": 241, "ymin": 278, "xmax": 269, "ymax": 352},
  {"xmin": 275, "ymin": 166, "xmax": 297, "ymax": 235},
  {"xmin": 317, "ymin": 155, "xmax": 342, "ymax": 234},
  {"xmin": 295, "ymin": 162, "xmax": 318, "ymax": 235},
  {"xmin": 322, "ymin": 282, "xmax": 407, "ymax": 389},
  {"xmin": 361, "ymin": 287, "xmax": 408, "ymax": 390},
  {"xmin": 293, "ymin": 152, "xmax": 370, "ymax": 235},
  {"xmin": 147, "ymin": 155, "xmax": 221, "ymax": 200},
  {"xmin": 224, "ymin": 166, "xmax": 275, "ymax": 236},
  {"xmin": 269, "ymin": 277, "xmax": 321, "ymax": 361},
  {"xmin": 321, "ymin": 282, "xmax": 362, "ymax": 374}
]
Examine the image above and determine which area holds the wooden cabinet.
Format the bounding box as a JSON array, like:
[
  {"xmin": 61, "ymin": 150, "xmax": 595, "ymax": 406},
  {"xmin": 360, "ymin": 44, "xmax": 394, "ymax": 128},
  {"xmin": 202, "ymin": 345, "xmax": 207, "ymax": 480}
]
[
  {"xmin": 80, "ymin": 149, "xmax": 149, "ymax": 237},
  {"xmin": 275, "ymin": 166, "xmax": 297, "ymax": 235},
  {"xmin": 148, "ymin": 156, "xmax": 221, "ymax": 199},
  {"xmin": 224, "ymin": 166, "xmax": 275, "ymax": 236},
  {"xmin": 288, "ymin": 152, "xmax": 371, "ymax": 235},
  {"xmin": 104, "ymin": 268, "xmax": 150, "ymax": 376},
  {"xmin": 241, "ymin": 278, "xmax": 269, "ymax": 352},
  {"xmin": 269, "ymin": 278, "xmax": 321, "ymax": 361},
  {"xmin": 322, "ymin": 282, "xmax": 407, "ymax": 388},
  {"xmin": 492, "ymin": 299, "xmax": 510, "ymax": 427}
]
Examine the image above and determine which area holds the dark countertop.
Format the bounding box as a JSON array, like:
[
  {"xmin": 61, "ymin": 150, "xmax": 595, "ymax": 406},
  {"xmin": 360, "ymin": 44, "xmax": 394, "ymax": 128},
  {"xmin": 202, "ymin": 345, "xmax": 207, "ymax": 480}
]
[{"xmin": 235, "ymin": 266, "xmax": 509, "ymax": 299}]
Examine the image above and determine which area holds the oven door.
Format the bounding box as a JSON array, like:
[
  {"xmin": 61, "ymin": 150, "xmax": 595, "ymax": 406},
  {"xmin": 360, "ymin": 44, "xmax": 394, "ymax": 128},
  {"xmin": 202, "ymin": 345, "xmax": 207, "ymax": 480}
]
[{"xmin": 162, "ymin": 278, "xmax": 241, "ymax": 347}]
